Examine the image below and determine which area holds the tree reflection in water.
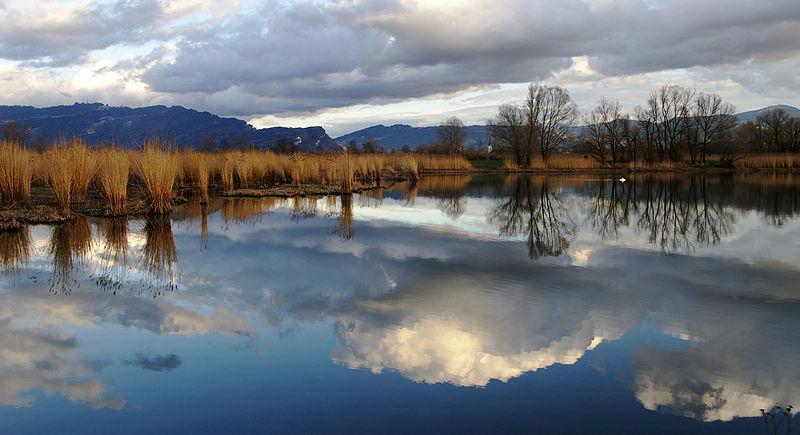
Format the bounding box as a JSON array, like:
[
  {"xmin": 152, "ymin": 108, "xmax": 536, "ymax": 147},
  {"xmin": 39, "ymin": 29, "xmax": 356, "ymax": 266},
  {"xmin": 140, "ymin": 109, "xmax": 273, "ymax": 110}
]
[
  {"xmin": 583, "ymin": 175, "xmax": 737, "ymax": 253},
  {"xmin": 491, "ymin": 176, "xmax": 575, "ymax": 259},
  {"xmin": 489, "ymin": 173, "xmax": 800, "ymax": 258}
]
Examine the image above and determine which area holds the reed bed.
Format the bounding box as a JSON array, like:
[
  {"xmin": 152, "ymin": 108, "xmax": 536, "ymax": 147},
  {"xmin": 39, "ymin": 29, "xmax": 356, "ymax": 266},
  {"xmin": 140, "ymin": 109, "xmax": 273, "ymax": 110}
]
[
  {"xmin": 386, "ymin": 154, "xmax": 420, "ymax": 180},
  {"xmin": 0, "ymin": 142, "xmax": 34, "ymax": 204},
  {"xmin": 132, "ymin": 141, "xmax": 179, "ymax": 214},
  {"xmin": 40, "ymin": 145, "xmax": 75, "ymax": 213},
  {"xmin": 415, "ymin": 154, "xmax": 472, "ymax": 172},
  {"xmin": 97, "ymin": 149, "xmax": 130, "ymax": 214},
  {"xmin": 735, "ymin": 154, "xmax": 800, "ymax": 170},
  {"xmin": 183, "ymin": 152, "xmax": 211, "ymax": 203},
  {"xmin": 9, "ymin": 139, "xmax": 799, "ymax": 224},
  {"xmin": 68, "ymin": 140, "xmax": 96, "ymax": 202},
  {"xmin": 532, "ymin": 154, "xmax": 604, "ymax": 170}
]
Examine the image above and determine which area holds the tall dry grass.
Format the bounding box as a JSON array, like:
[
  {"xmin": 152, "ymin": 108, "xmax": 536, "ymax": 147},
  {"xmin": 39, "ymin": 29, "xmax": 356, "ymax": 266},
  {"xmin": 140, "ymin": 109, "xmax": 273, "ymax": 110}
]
[
  {"xmin": 132, "ymin": 140, "xmax": 179, "ymax": 214},
  {"xmin": 183, "ymin": 152, "xmax": 211, "ymax": 203},
  {"xmin": 40, "ymin": 145, "xmax": 74, "ymax": 213},
  {"xmin": 735, "ymin": 154, "xmax": 800, "ymax": 170},
  {"xmin": 97, "ymin": 148, "xmax": 130, "ymax": 214},
  {"xmin": 218, "ymin": 154, "xmax": 235, "ymax": 191},
  {"xmin": 68, "ymin": 140, "xmax": 96, "ymax": 202},
  {"xmin": 0, "ymin": 142, "xmax": 34, "ymax": 205},
  {"xmin": 386, "ymin": 154, "xmax": 420, "ymax": 180},
  {"xmin": 415, "ymin": 154, "xmax": 472, "ymax": 172}
]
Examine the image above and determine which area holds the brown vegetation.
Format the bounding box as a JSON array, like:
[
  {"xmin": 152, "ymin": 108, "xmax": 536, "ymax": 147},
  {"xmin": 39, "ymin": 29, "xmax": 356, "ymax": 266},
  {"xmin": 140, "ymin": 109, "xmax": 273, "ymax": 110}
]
[
  {"xmin": 132, "ymin": 140, "xmax": 179, "ymax": 214},
  {"xmin": 97, "ymin": 148, "xmax": 130, "ymax": 214},
  {"xmin": 0, "ymin": 142, "xmax": 34, "ymax": 205}
]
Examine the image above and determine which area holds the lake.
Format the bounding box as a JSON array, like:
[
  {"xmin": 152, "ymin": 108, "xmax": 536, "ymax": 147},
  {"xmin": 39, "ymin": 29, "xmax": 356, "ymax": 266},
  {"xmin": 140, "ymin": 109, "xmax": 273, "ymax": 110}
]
[{"xmin": 1, "ymin": 173, "xmax": 798, "ymax": 434}]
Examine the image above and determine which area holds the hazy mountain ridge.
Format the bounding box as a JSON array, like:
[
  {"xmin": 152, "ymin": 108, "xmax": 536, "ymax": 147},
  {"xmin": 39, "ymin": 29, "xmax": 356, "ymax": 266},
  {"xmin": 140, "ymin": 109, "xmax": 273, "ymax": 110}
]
[
  {"xmin": 1, "ymin": 102, "xmax": 796, "ymax": 151},
  {"xmin": 733, "ymin": 105, "xmax": 800, "ymax": 123},
  {"xmin": 0, "ymin": 103, "xmax": 337, "ymax": 150},
  {"xmin": 337, "ymin": 106, "xmax": 800, "ymax": 150},
  {"xmin": 335, "ymin": 124, "xmax": 490, "ymax": 150}
]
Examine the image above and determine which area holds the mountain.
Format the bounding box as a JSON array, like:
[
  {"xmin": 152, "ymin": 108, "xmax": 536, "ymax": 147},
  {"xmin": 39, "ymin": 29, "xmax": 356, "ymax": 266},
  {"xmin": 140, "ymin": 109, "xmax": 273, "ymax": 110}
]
[
  {"xmin": 0, "ymin": 103, "xmax": 336, "ymax": 151},
  {"xmin": 336, "ymin": 124, "xmax": 489, "ymax": 150},
  {"xmin": 735, "ymin": 105, "xmax": 800, "ymax": 123},
  {"xmin": 337, "ymin": 105, "xmax": 800, "ymax": 150}
]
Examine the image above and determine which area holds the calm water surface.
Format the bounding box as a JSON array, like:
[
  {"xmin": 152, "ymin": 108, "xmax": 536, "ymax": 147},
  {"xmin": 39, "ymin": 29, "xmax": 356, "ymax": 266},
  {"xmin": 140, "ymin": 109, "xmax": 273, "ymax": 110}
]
[{"xmin": 1, "ymin": 174, "xmax": 799, "ymax": 434}]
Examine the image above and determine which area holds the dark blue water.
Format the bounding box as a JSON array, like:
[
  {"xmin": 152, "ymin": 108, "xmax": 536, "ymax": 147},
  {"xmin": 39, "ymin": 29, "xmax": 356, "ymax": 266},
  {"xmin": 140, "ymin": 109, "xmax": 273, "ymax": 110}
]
[{"xmin": 0, "ymin": 174, "xmax": 798, "ymax": 434}]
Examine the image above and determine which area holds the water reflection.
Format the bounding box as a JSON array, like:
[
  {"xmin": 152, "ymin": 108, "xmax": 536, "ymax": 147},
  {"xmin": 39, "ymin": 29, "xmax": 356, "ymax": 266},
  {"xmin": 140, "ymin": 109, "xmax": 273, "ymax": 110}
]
[
  {"xmin": 337, "ymin": 194, "xmax": 354, "ymax": 240},
  {"xmin": 491, "ymin": 176, "xmax": 575, "ymax": 258},
  {"xmin": 0, "ymin": 318, "xmax": 125, "ymax": 410},
  {"xmin": 49, "ymin": 218, "xmax": 93, "ymax": 294},
  {"xmin": 142, "ymin": 215, "xmax": 178, "ymax": 294},
  {"xmin": 0, "ymin": 174, "xmax": 798, "ymax": 432},
  {"xmin": 0, "ymin": 227, "xmax": 30, "ymax": 271}
]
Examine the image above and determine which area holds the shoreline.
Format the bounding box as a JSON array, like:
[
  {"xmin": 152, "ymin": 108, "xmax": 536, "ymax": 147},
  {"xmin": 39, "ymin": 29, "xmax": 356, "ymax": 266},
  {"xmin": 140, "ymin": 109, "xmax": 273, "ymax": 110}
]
[{"xmin": 1, "ymin": 167, "xmax": 797, "ymax": 229}]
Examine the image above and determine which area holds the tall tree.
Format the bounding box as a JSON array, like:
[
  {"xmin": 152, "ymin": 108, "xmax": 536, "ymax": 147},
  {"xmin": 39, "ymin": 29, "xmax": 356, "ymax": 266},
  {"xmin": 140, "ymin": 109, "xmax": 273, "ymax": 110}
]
[
  {"xmin": 437, "ymin": 116, "xmax": 467, "ymax": 154},
  {"xmin": 758, "ymin": 107, "xmax": 794, "ymax": 152},
  {"xmin": 526, "ymin": 84, "xmax": 578, "ymax": 162},
  {"xmin": 646, "ymin": 85, "xmax": 694, "ymax": 161},
  {"xmin": 693, "ymin": 93, "xmax": 737, "ymax": 163},
  {"xmin": 489, "ymin": 104, "xmax": 527, "ymax": 165}
]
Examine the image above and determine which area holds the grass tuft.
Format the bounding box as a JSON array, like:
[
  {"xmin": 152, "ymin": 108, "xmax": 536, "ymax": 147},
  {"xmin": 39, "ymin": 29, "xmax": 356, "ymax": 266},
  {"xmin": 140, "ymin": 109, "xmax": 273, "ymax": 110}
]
[
  {"xmin": 0, "ymin": 142, "xmax": 34, "ymax": 205},
  {"xmin": 132, "ymin": 139, "xmax": 179, "ymax": 214}
]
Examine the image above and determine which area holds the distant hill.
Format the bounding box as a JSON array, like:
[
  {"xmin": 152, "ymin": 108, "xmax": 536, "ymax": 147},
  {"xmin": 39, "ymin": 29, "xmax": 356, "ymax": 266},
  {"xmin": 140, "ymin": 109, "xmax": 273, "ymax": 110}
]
[
  {"xmin": 336, "ymin": 124, "xmax": 490, "ymax": 150},
  {"xmin": 0, "ymin": 103, "xmax": 337, "ymax": 151},
  {"xmin": 735, "ymin": 105, "xmax": 800, "ymax": 123},
  {"xmin": 336, "ymin": 106, "xmax": 800, "ymax": 150}
]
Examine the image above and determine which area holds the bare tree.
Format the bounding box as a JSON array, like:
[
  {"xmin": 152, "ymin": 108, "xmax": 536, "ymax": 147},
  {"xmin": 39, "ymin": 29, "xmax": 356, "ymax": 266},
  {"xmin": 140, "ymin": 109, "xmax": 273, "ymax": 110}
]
[
  {"xmin": 489, "ymin": 104, "xmax": 527, "ymax": 165},
  {"xmin": 647, "ymin": 85, "xmax": 694, "ymax": 161},
  {"xmin": 437, "ymin": 116, "xmax": 467, "ymax": 154},
  {"xmin": 635, "ymin": 105, "xmax": 658, "ymax": 162},
  {"xmin": 758, "ymin": 107, "xmax": 794, "ymax": 152},
  {"xmin": 597, "ymin": 99, "xmax": 625, "ymax": 163},
  {"xmin": 621, "ymin": 118, "xmax": 641, "ymax": 163},
  {"xmin": 581, "ymin": 108, "xmax": 608, "ymax": 164},
  {"xmin": 527, "ymin": 84, "xmax": 577, "ymax": 162},
  {"xmin": 693, "ymin": 93, "xmax": 737, "ymax": 164},
  {"xmin": 788, "ymin": 117, "xmax": 800, "ymax": 153}
]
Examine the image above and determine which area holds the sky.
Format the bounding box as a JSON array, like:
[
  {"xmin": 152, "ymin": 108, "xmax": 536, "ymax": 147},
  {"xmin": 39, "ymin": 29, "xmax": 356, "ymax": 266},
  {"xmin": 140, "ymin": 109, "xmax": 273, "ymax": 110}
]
[{"xmin": 0, "ymin": 0, "xmax": 798, "ymax": 136}]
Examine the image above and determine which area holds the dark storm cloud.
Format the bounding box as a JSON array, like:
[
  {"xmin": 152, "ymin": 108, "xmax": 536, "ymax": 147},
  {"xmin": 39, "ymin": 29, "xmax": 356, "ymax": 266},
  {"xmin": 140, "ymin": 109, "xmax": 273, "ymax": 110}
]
[
  {"xmin": 136, "ymin": 0, "xmax": 800, "ymax": 114},
  {"xmin": 1, "ymin": 0, "xmax": 799, "ymax": 115}
]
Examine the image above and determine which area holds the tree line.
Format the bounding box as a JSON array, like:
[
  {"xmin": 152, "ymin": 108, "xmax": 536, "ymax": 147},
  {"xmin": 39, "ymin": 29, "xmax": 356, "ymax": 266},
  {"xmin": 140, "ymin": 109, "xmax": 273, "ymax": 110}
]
[{"xmin": 484, "ymin": 84, "xmax": 800, "ymax": 166}]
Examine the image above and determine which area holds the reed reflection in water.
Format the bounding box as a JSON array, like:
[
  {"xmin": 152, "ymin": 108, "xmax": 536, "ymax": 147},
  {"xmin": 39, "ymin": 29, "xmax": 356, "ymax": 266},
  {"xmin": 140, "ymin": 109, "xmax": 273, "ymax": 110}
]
[
  {"xmin": 49, "ymin": 217, "xmax": 93, "ymax": 294},
  {"xmin": 141, "ymin": 215, "xmax": 179, "ymax": 294},
  {"xmin": 0, "ymin": 226, "xmax": 30, "ymax": 271}
]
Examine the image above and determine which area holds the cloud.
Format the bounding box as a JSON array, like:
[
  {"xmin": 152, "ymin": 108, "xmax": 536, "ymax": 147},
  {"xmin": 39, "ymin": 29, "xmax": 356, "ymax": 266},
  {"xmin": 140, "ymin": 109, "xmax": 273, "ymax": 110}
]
[
  {"xmin": 0, "ymin": 319, "xmax": 125, "ymax": 409},
  {"xmin": 0, "ymin": 0, "xmax": 795, "ymax": 128},
  {"xmin": 123, "ymin": 353, "xmax": 182, "ymax": 372},
  {"xmin": 135, "ymin": 0, "xmax": 800, "ymax": 116}
]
